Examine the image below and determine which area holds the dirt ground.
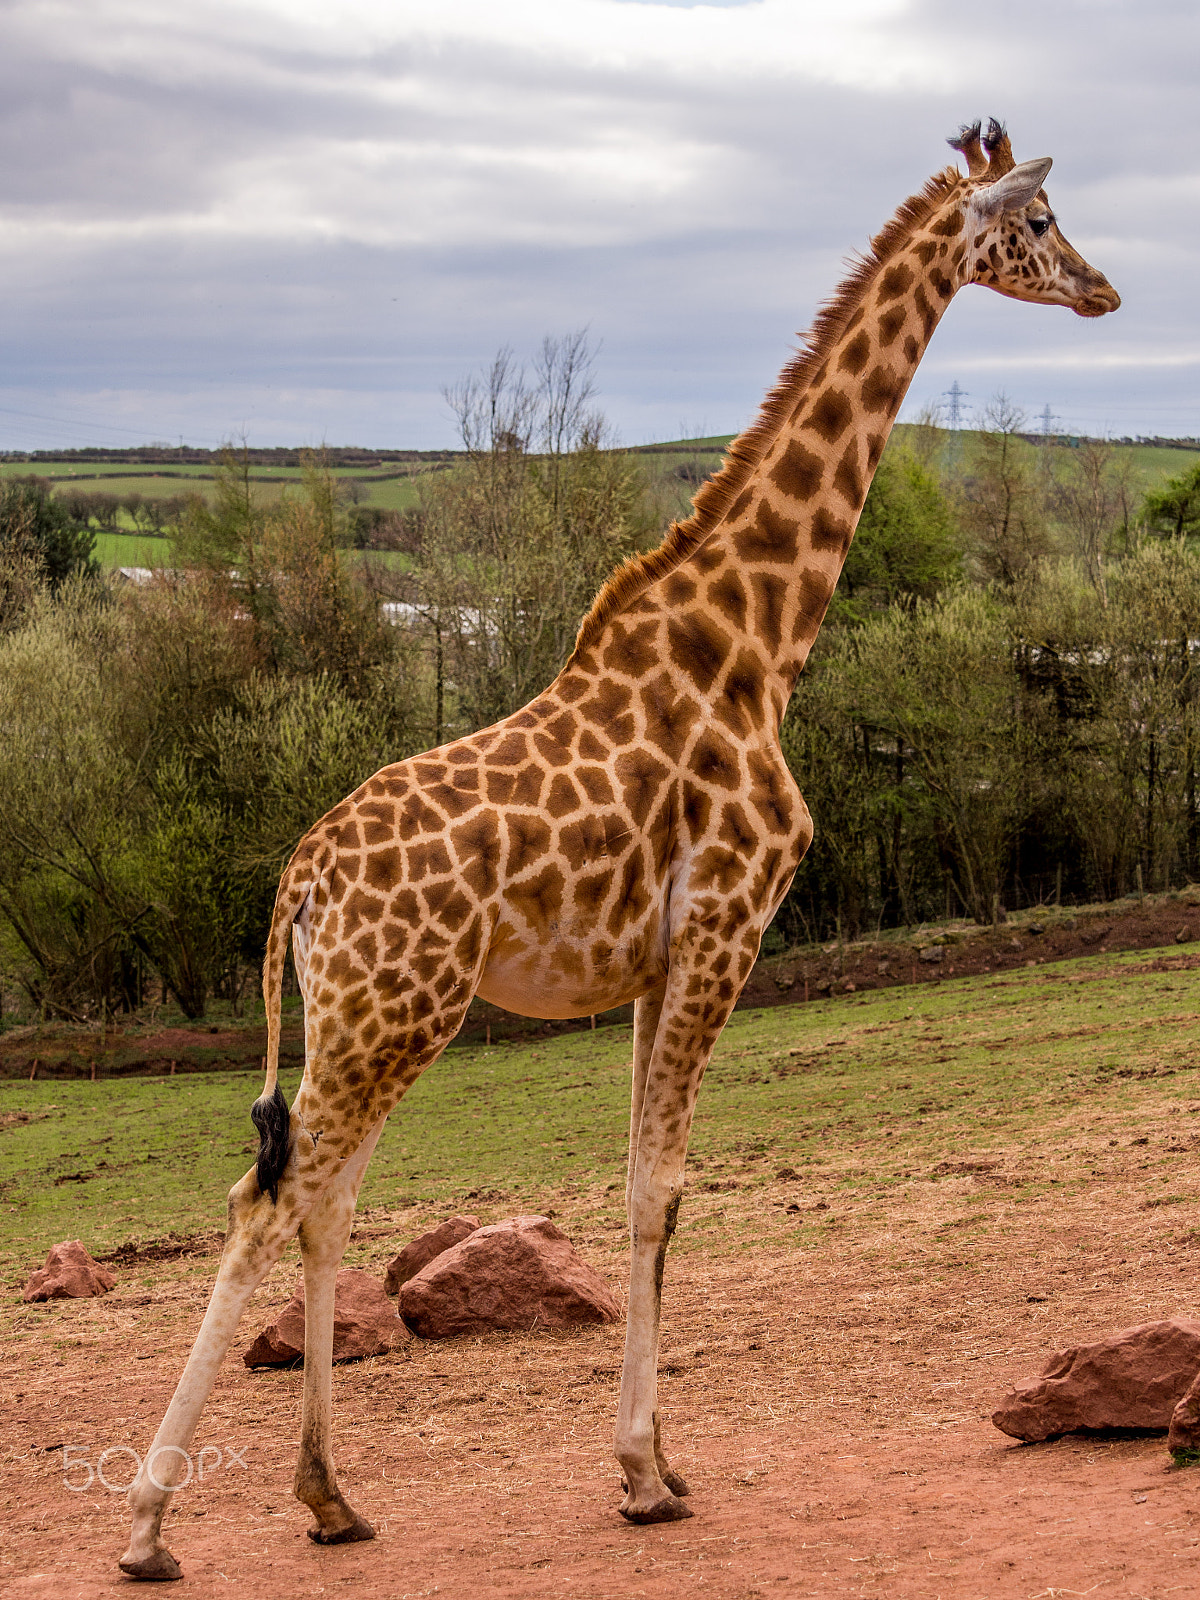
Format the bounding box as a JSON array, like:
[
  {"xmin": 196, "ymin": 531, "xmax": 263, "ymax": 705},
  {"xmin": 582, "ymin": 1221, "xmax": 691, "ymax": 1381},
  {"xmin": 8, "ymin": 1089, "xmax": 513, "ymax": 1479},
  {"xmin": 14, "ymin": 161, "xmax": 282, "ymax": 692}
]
[
  {"xmin": 5, "ymin": 1143, "xmax": 1200, "ymax": 1600},
  {"xmin": 6, "ymin": 889, "xmax": 1200, "ymax": 1081},
  {"xmin": 747, "ymin": 890, "xmax": 1200, "ymax": 1010}
]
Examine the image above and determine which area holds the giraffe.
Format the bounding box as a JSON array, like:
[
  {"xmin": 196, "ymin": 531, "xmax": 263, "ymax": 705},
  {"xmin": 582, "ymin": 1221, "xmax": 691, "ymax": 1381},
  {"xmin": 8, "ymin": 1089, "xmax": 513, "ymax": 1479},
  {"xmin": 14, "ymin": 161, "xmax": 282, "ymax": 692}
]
[{"xmin": 119, "ymin": 122, "xmax": 1118, "ymax": 1580}]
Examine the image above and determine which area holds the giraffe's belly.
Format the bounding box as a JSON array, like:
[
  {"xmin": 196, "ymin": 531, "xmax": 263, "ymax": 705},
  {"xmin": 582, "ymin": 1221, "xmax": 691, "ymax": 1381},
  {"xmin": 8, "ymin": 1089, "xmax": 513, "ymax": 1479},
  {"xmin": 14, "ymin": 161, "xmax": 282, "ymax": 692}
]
[{"xmin": 476, "ymin": 913, "xmax": 667, "ymax": 1020}]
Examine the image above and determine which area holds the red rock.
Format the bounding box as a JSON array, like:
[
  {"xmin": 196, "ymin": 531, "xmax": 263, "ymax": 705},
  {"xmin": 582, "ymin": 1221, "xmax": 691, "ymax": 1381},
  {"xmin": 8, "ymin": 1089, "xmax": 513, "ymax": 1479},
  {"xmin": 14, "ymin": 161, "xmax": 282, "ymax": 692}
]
[
  {"xmin": 243, "ymin": 1268, "xmax": 407, "ymax": 1367},
  {"xmin": 399, "ymin": 1214, "xmax": 621, "ymax": 1338},
  {"xmin": 23, "ymin": 1240, "xmax": 116, "ymax": 1302},
  {"xmin": 993, "ymin": 1317, "xmax": 1200, "ymax": 1441},
  {"xmin": 1169, "ymin": 1368, "xmax": 1200, "ymax": 1454},
  {"xmin": 384, "ymin": 1214, "xmax": 480, "ymax": 1296}
]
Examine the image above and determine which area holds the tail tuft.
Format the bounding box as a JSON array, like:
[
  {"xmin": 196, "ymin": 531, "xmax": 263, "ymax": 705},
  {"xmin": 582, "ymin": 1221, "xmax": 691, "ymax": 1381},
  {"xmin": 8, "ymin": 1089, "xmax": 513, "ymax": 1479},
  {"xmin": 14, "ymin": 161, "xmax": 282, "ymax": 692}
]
[{"xmin": 250, "ymin": 1083, "xmax": 291, "ymax": 1204}]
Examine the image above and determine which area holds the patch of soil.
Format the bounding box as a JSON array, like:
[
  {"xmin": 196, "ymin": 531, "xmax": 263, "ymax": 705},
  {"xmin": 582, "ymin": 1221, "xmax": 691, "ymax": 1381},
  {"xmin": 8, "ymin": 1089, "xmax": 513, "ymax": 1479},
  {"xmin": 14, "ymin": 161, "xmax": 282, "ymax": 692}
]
[
  {"xmin": 740, "ymin": 891, "xmax": 1200, "ymax": 1008},
  {"xmin": 0, "ymin": 1021, "xmax": 306, "ymax": 1084},
  {"xmin": 94, "ymin": 1233, "xmax": 223, "ymax": 1267},
  {"xmin": 5, "ymin": 1151, "xmax": 1200, "ymax": 1598}
]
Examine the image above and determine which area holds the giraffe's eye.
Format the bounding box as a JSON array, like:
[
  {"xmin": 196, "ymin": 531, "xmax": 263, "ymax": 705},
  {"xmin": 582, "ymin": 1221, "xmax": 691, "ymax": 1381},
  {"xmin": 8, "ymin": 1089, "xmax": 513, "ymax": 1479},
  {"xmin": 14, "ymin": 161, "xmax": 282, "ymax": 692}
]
[{"xmin": 1028, "ymin": 214, "xmax": 1053, "ymax": 239}]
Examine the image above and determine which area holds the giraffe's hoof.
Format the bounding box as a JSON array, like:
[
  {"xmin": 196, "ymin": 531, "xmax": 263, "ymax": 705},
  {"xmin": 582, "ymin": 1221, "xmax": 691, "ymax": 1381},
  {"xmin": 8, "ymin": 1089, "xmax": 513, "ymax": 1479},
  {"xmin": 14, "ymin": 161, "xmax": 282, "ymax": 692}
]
[
  {"xmin": 307, "ymin": 1513, "xmax": 376, "ymax": 1545},
  {"xmin": 619, "ymin": 1493, "xmax": 694, "ymax": 1524},
  {"xmin": 117, "ymin": 1548, "xmax": 183, "ymax": 1582},
  {"xmin": 662, "ymin": 1469, "xmax": 691, "ymax": 1497}
]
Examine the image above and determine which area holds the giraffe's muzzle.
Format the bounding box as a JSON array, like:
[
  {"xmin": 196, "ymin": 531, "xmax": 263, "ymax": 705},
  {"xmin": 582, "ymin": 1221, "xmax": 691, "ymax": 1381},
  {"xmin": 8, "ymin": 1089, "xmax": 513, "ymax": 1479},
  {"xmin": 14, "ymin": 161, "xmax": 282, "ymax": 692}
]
[{"xmin": 1074, "ymin": 280, "xmax": 1121, "ymax": 318}]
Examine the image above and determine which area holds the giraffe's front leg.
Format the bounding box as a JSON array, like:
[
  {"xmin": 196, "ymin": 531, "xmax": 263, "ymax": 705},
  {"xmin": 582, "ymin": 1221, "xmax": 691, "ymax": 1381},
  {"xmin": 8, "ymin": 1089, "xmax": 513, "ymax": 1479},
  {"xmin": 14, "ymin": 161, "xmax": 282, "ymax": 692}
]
[
  {"xmin": 622, "ymin": 988, "xmax": 690, "ymax": 1503},
  {"xmin": 616, "ymin": 1172, "xmax": 693, "ymax": 1523},
  {"xmin": 615, "ymin": 937, "xmax": 737, "ymax": 1523},
  {"xmin": 293, "ymin": 1114, "xmax": 387, "ymax": 1544}
]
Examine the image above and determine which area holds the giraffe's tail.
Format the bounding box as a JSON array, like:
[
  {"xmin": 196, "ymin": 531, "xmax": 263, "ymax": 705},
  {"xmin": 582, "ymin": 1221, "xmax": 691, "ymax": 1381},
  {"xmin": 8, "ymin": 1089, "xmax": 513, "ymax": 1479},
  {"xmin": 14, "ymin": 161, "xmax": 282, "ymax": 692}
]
[{"xmin": 251, "ymin": 854, "xmax": 311, "ymax": 1204}]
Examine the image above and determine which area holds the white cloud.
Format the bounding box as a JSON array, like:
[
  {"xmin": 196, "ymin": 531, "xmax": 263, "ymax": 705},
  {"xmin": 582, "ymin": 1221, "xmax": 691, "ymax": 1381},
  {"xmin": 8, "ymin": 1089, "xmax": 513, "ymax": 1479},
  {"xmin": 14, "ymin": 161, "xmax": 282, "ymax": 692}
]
[{"xmin": 0, "ymin": 0, "xmax": 1196, "ymax": 446}]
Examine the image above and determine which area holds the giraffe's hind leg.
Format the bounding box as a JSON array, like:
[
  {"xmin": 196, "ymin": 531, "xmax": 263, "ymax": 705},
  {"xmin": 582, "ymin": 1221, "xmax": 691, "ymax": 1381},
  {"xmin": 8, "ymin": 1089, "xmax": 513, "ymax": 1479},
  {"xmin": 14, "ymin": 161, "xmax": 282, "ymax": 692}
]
[
  {"xmin": 293, "ymin": 1113, "xmax": 387, "ymax": 1544},
  {"xmin": 119, "ymin": 1102, "xmax": 383, "ymax": 1581},
  {"xmin": 120, "ymin": 1167, "xmax": 310, "ymax": 1579}
]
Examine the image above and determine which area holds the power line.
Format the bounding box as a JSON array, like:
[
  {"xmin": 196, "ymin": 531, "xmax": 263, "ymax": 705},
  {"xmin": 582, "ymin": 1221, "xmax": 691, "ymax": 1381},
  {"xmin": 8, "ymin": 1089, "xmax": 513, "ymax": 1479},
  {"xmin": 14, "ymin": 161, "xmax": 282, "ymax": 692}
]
[{"xmin": 0, "ymin": 402, "xmax": 222, "ymax": 449}]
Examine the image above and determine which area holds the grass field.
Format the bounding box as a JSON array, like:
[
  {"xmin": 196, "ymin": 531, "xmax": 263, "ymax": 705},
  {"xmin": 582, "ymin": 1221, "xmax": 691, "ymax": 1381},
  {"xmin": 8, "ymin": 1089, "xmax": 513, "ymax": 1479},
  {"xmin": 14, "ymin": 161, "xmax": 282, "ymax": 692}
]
[{"xmin": 3, "ymin": 943, "xmax": 1197, "ymax": 1277}]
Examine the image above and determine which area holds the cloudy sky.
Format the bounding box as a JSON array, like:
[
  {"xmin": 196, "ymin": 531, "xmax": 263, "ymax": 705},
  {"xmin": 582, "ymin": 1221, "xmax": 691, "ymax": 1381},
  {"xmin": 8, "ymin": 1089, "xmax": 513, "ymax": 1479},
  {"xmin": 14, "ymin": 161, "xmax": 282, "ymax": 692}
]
[{"xmin": 0, "ymin": 0, "xmax": 1195, "ymax": 451}]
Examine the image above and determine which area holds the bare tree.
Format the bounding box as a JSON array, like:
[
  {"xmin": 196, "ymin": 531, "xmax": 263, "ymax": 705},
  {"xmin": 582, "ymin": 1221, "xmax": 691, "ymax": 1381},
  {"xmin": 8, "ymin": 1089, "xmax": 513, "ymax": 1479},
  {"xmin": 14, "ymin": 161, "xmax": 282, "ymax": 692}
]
[
  {"xmin": 1051, "ymin": 439, "xmax": 1141, "ymax": 600},
  {"xmin": 957, "ymin": 392, "xmax": 1052, "ymax": 584},
  {"xmin": 412, "ymin": 332, "xmax": 648, "ymax": 734},
  {"xmin": 904, "ymin": 399, "xmax": 947, "ymax": 472}
]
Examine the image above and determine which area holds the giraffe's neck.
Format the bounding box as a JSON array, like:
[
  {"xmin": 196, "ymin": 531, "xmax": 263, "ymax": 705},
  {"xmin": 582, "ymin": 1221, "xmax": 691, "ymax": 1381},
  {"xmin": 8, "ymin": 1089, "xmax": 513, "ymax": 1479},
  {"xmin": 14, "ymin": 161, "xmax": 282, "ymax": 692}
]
[
  {"xmin": 685, "ymin": 214, "xmax": 964, "ymax": 693},
  {"xmin": 568, "ymin": 173, "xmax": 971, "ymax": 721}
]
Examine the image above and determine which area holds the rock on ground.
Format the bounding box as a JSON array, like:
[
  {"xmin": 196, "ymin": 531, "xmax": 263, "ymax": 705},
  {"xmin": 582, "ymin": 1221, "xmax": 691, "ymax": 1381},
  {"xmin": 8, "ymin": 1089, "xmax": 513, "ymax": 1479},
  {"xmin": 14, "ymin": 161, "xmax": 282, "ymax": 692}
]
[
  {"xmin": 399, "ymin": 1213, "xmax": 621, "ymax": 1338},
  {"xmin": 993, "ymin": 1317, "xmax": 1200, "ymax": 1441},
  {"xmin": 1169, "ymin": 1367, "xmax": 1200, "ymax": 1454},
  {"xmin": 23, "ymin": 1240, "xmax": 116, "ymax": 1302},
  {"xmin": 244, "ymin": 1268, "xmax": 407, "ymax": 1367},
  {"xmin": 384, "ymin": 1214, "xmax": 480, "ymax": 1296}
]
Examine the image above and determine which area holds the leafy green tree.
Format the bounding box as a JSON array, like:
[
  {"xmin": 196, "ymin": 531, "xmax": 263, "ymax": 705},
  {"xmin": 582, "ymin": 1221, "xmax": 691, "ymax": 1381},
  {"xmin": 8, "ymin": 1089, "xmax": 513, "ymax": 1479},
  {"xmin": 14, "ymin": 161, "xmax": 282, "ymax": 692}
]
[
  {"xmin": 0, "ymin": 474, "xmax": 428, "ymax": 1019},
  {"xmin": 0, "ymin": 583, "xmax": 142, "ymax": 1015},
  {"xmin": 786, "ymin": 588, "xmax": 1033, "ymax": 928},
  {"xmin": 1049, "ymin": 440, "xmax": 1141, "ymax": 598},
  {"xmin": 1142, "ymin": 459, "xmax": 1200, "ymax": 543},
  {"xmin": 1015, "ymin": 544, "xmax": 1200, "ymax": 896},
  {"xmin": 0, "ymin": 475, "xmax": 97, "ymax": 589},
  {"xmin": 833, "ymin": 446, "xmax": 962, "ymax": 623}
]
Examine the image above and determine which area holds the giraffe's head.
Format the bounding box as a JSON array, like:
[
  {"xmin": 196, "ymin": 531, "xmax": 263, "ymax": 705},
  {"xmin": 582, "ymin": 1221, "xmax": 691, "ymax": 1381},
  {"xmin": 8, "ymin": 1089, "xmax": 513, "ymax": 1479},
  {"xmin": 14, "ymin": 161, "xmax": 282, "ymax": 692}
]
[{"xmin": 948, "ymin": 119, "xmax": 1119, "ymax": 318}]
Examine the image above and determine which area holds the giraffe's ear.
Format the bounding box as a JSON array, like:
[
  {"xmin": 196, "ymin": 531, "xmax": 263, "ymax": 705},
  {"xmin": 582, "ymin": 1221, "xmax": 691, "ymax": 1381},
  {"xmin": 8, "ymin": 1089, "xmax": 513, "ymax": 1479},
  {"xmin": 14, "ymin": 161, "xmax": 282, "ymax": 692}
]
[{"xmin": 973, "ymin": 157, "xmax": 1053, "ymax": 218}]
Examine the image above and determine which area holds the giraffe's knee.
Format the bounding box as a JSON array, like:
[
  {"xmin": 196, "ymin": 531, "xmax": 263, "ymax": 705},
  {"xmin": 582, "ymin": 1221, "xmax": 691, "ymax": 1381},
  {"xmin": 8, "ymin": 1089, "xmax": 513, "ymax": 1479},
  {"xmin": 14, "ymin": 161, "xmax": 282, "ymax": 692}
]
[
  {"xmin": 226, "ymin": 1169, "xmax": 263, "ymax": 1226},
  {"xmin": 223, "ymin": 1168, "xmax": 299, "ymax": 1263}
]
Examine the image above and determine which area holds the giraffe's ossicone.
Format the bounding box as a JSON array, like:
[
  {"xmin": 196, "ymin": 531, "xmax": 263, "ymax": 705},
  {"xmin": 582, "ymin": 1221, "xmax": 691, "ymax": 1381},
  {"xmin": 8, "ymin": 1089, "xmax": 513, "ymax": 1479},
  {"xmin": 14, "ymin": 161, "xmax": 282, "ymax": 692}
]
[{"xmin": 119, "ymin": 122, "xmax": 1118, "ymax": 1581}]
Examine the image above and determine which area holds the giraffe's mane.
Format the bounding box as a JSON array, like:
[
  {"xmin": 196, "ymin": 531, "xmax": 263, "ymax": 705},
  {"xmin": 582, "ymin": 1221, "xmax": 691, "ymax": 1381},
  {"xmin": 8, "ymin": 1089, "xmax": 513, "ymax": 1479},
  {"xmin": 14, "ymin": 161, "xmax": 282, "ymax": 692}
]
[{"xmin": 570, "ymin": 163, "xmax": 965, "ymax": 655}]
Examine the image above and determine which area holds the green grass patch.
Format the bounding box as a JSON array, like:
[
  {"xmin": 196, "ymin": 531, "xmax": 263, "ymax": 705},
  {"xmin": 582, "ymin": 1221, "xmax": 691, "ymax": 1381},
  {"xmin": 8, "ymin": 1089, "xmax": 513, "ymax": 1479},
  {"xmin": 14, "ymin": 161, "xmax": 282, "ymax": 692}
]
[
  {"xmin": 1, "ymin": 946, "xmax": 1198, "ymax": 1274},
  {"xmin": 90, "ymin": 530, "xmax": 176, "ymax": 568}
]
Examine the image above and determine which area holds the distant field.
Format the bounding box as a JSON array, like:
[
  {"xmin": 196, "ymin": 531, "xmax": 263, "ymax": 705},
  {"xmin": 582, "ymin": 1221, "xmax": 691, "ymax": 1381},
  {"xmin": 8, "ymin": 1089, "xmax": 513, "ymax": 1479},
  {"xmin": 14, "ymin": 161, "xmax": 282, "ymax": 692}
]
[
  {"xmin": 910, "ymin": 429, "xmax": 1200, "ymax": 490},
  {"xmin": 1, "ymin": 458, "xmax": 428, "ymax": 548},
  {"xmin": 90, "ymin": 532, "xmax": 410, "ymax": 575},
  {"xmin": 358, "ymin": 475, "xmax": 425, "ymax": 513},
  {"xmin": 0, "ymin": 461, "xmax": 216, "ymax": 481},
  {"xmin": 29, "ymin": 474, "xmax": 206, "ymax": 499},
  {"xmin": 1106, "ymin": 442, "xmax": 1200, "ymax": 481},
  {"xmin": 7, "ymin": 431, "xmax": 1198, "ymax": 568}
]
